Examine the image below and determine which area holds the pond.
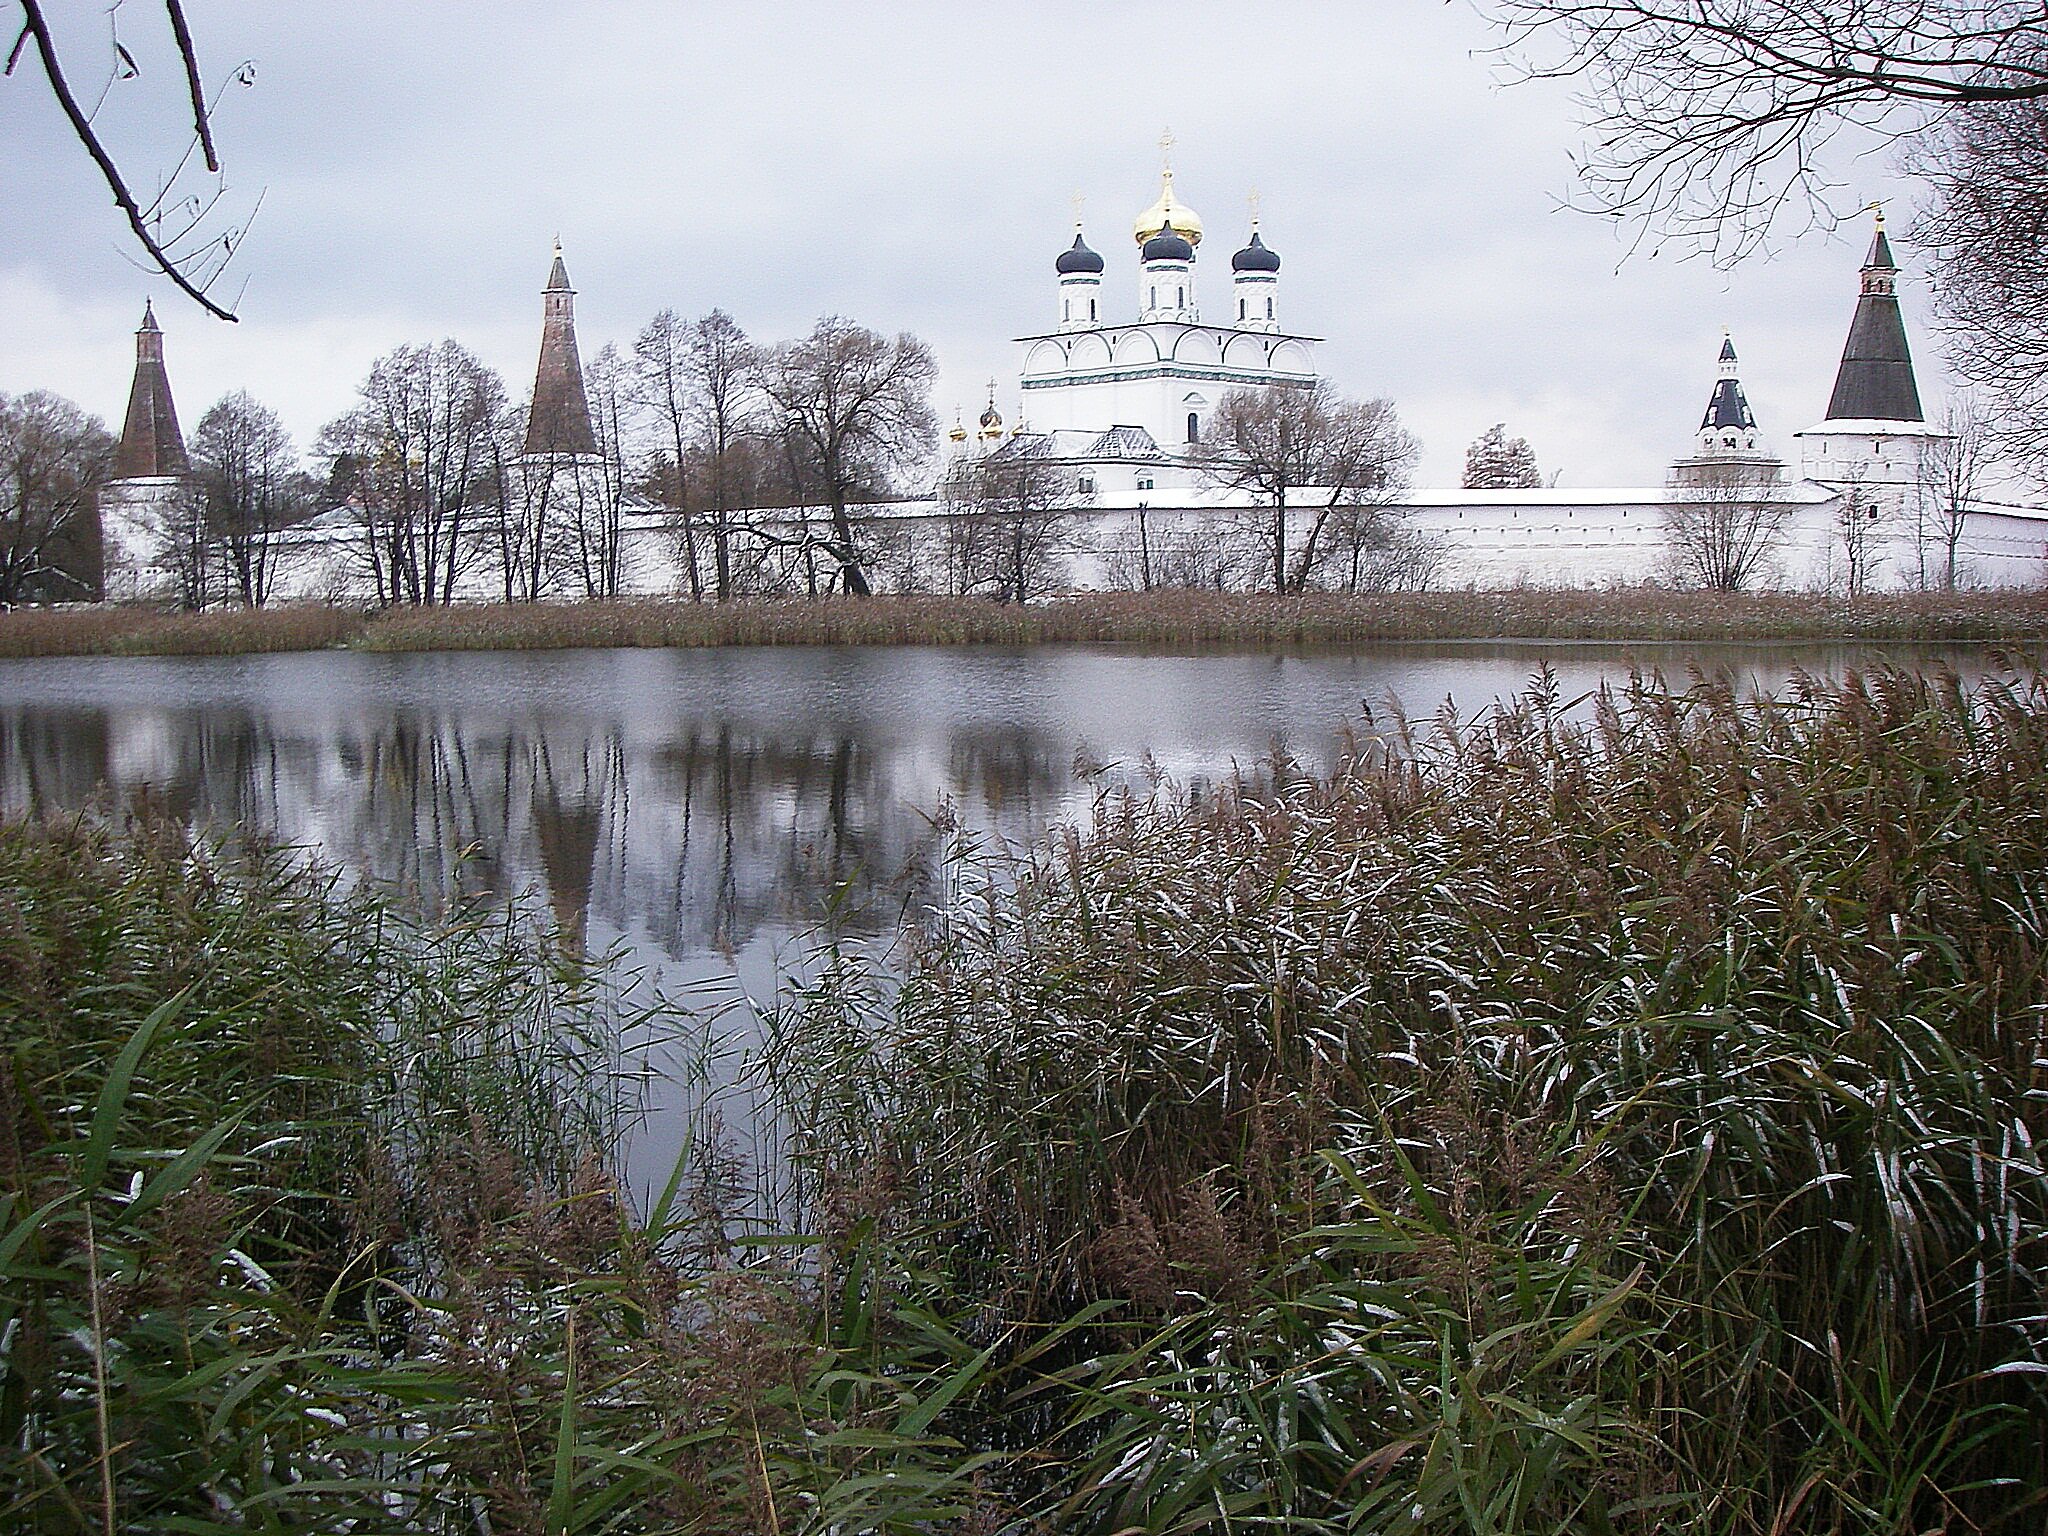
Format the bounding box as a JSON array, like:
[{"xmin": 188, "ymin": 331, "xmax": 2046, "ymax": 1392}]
[{"xmin": 0, "ymin": 640, "xmax": 1979, "ymax": 1196}]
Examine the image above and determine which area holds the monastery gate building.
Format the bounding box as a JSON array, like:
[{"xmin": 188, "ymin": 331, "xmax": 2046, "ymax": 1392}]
[{"xmin": 97, "ymin": 176, "xmax": 2048, "ymax": 602}]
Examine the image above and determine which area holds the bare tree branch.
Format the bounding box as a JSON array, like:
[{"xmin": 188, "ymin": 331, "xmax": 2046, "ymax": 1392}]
[
  {"xmin": 1479, "ymin": 0, "xmax": 2048, "ymax": 261},
  {"xmin": 16, "ymin": 0, "xmax": 239, "ymax": 320},
  {"xmin": 162, "ymin": 0, "xmax": 217, "ymax": 173}
]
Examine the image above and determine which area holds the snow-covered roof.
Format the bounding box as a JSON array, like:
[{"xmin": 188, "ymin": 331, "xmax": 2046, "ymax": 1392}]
[{"xmin": 1796, "ymin": 419, "xmax": 1951, "ymax": 439}]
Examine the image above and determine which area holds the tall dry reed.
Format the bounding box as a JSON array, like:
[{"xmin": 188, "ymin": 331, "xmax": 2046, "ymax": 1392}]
[
  {"xmin": 5, "ymin": 589, "xmax": 2048, "ymax": 658},
  {"xmin": 760, "ymin": 663, "xmax": 2048, "ymax": 1531}
]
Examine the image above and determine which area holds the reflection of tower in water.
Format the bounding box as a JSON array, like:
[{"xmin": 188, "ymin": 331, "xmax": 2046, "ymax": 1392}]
[{"xmin": 531, "ymin": 733, "xmax": 628, "ymax": 956}]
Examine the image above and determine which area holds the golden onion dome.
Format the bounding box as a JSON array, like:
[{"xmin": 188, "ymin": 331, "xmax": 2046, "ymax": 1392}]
[{"xmin": 1132, "ymin": 169, "xmax": 1203, "ymax": 248}]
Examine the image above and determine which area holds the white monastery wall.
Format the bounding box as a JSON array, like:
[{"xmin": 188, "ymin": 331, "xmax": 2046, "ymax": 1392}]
[{"xmin": 252, "ymin": 488, "xmax": 2048, "ymax": 606}]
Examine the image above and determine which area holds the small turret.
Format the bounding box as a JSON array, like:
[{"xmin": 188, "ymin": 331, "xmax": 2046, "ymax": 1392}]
[
  {"xmin": 1056, "ymin": 226, "xmax": 1104, "ymax": 331},
  {"xmin": 1230, "ymin": 217, "xmax": 1280, "ymax": 332},
  {"xmin": 1697, "ymin": 332, "xmax": 1761, "ymax": 455},
  {"xmin": 1669, "ymin": 330, "xmax": 1786, "ymax": 491},
  {"xmin": 977, "ymin": 382, "xmax": 1005, "ymax": 450},
  {"xmin": 1139, "ymin": 217, "xmax": 1197, "ymax": 323}
]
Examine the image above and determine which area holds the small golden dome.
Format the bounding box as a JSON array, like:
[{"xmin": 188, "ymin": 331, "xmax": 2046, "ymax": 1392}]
[{"xmin": 1133, "ymin": 168, "xmax": 1203, "ymax": 249}]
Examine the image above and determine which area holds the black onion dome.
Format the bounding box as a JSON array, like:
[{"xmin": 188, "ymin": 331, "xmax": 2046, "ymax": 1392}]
[
  {"xmin": 1231, "ymin": 231, "xmax": 1280, "ymax": 273},
  {"xmin": 1057, "ymin": 232, "xmax": 1104, "ymax": 275},
  {"xmin": 1141, "ymin": 220, "xmax": 1194, "ymax": 262}
]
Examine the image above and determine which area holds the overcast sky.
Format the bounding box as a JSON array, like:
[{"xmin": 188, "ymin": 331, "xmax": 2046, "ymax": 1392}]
[{"xmin": 0, "ymin": 1, "xmax": 1936, "ymax": 488}]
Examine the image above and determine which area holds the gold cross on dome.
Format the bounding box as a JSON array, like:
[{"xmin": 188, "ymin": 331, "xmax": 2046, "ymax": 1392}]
[
  {"xmin": 1158, "ymin": 126, "xmax": 1175, "ymax": 170},
  {"xmin": 1248, "ymin": 187, "xmax": 1262, "ymax": 225},
  {"xmin": 1071, "ymin": 191, "xmax": 1085, "ymax": 228}
]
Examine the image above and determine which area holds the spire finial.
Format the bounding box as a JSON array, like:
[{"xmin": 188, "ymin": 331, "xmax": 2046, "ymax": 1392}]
[
  {"xmin": 1159, "ymin": 126, "xmax": 1175, "ymax": 173},
  {"xmin": 1871, "ymin": 200, "xmax": 1886, "ymax": 230},
  {"xmin": 1248, "ymin": 187, "xmax": 1262, "ymax": 229},
  {"xmin": 1071, "ymin": 191, "xmax": 1085, "ymax": 231}
]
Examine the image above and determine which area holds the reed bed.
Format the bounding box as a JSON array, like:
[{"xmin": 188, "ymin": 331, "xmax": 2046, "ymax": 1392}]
[
  {"xmin": 0, "ymin": 816, "xmax": 998, "ymax": 1534},
  {"xmin": 0, "ymin": 603, "xmax": 363, "ymax": 657},
  {"xmin": 6, "ymin": 664, "xmax": 2047, "ymax": 1532},
  {"xmin": 760, "ymin": 663, "xmax": 2048, "ymax": 1531},
  {"xmin": 5, "ymin": 588, "xmax": 2048, "ymax": 658}
]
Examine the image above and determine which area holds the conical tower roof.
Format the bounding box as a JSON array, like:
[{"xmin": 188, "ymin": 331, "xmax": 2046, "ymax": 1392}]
[
  {"xmin": 113, "ymin": 300, "xmax": 189, "ymax": 479},
  {"xmin": 1822, "ymin": 212, "xmax": 1924, "ymax": 423},
  {"xmin": 1701, "ymin": 334, "xmax": 1758, "ymax": 432},
  {"xmin": 524, "ymin": 242, "xmax": 598, "ymax": 456}
]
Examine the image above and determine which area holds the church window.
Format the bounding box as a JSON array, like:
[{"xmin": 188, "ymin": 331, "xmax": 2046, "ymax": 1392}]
[
  {"xmin": 1063, "ymin": 300, "xmax": 1070, "ymax": 320},
  {"xmin": 1265, "ymin": 297, "xmax": 1273, "ymax": 319},
  {"xmin": 1176, "ymin": 285, "xmax": 1185, "ymax": 307},
  {"xmin": 1137, "ymin": 474, "xmax": 1154, "ymax": 491},
  {"xmin": 1089, "ymin": 299, "xmax": 1097, "ymax": 320},
  {"xmin": 1187, "ymin": 412, "xmax": 1199, "ymax": 443},
  {"xmin": 1238, "ymin": 297, "xmax": 1245, "ymax": 319},
  {"xmin": 1149, "ymin": 286, "xmax": 1157, "ymax": 309},
  {"xmin": 1079, "ymin": 474, "xmax": 1095, "ymax": 494}
]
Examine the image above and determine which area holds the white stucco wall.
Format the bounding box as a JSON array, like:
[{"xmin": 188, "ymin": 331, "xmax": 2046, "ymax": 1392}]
[{"xmin": 249, "ymin": 483, "xmax": 2048, "ymax": 606}]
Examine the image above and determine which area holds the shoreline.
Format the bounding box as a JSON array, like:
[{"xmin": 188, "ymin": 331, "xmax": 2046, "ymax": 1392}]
[{"xmin": 5, "ymin": 588, "xmax": 2048, "ymax": 659}]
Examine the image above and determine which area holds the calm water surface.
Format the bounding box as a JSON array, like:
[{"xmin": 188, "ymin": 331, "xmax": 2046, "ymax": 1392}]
[{"xmin": 0, "ymin": 641, "xmax": 1975, "ymax": 1194}]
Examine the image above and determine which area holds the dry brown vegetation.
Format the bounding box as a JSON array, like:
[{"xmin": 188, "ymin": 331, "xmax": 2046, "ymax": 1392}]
[{"xmin": 7, "ymin": 587, "xmax": 2048, "ymax": 658}]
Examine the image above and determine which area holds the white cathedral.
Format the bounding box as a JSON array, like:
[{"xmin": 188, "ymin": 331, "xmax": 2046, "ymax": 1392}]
[
  {"xmin": 99, "ymin": 163, "xmax": 2048, "ymax": 601},
  {"xmin": 938, "ymin": 165, "xmax": 2048, "ymax": 591}
]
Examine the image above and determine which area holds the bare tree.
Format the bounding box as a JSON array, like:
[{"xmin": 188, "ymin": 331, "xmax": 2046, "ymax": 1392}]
[
  {"xmin": 564, "ymin": 343, "xmax": 630, "ymax": 599},
  {"xmin": 1327, "ymin": 499, "xmax": 1449, "ymax": 594},
  {"xmin": 685, "ymin": 309, "xmax": 757, "ymax": 601},
  {"xmin": 1661, "ymin": 459, "xmax": 1792, "ymax": 591},
  {"xmin": 1917, "ymin": 397, "xmax": 1992, "ymax": 590},
  {"xmin": 1200, "ymin": 381, "xmax": 1419, "ymax": 593},
  {"xmin": 189, "ymin": 390, "xmax": 304, "ymax": 607},
  {"xmin": 495, "ymin": 413, "xmax": 553, "ymax": 603},
  {"xmin": 1483, "ymin": 1, "xmax": 2048, "ymax": 259},
  {"xmin": 1913, "ymin": 100, "xmax": 2048, "ymax": 482},
  {"xmin": 1833, "ymin": 473, "xmax": 1890, "ymax": 597},
  {"xmin": 944, "ymin": 442, "xmax": 1083, "ymax": 603},
  {"xmin": 631, "ymin": 309, "xmax": 703, "ymax": 599},
  {"xmin": 757, "ymin": 318, "xmax": 938, "ymax": 597},
  {"xmin": 0, "ymin": 390, "xmax": 114, "ymax": 603},
  {"xmin": 1463, "ymin": 423, "xmax": 1542, "ymax": 489},
  {"xmin": 1100, "ymin": 511, "xmax": 1258, "ymax": 592},
  {"xmin": 151, "ymin": 480, "xmax": 217, "ymax": 609},
  {"xmin": 321, "ymin": 342, "xmax": 509, "ymax": 606},
  {"xmin": 10, "ymin": 1, "xmax": 257, "ymax": 319}
]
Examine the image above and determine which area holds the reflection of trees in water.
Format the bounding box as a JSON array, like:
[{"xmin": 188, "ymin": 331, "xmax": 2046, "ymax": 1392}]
[
  {"xmin": 0, "ymin": 700, "xmax": 1083, "ymax": 968},
  {"xmin": 0, "ymin": 708, "xmax": 111, "ymax": 812},
  {"xmin": 641, "ymin": 729, "xmax": 950, "ymax": 960},
  {"xmin": 945, "ymin": 723, "xmax": 1073, "ymax": 826}
]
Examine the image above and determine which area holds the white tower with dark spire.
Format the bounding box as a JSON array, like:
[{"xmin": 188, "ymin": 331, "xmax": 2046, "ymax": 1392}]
[
  {"xmin": 516, "ymin": 241, "xmax": 610, "ymax": 595},
  {"xmin": 1795, "ymin": 210, "xmax": 1946, "ymax": 511},
  {"xmin": 1669, "ymin": 331, "xmax": 1785, "ymax": 488},
  {"xmin": 100, "ymin": 299, "xmax": 196, "ymax": 602}
]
